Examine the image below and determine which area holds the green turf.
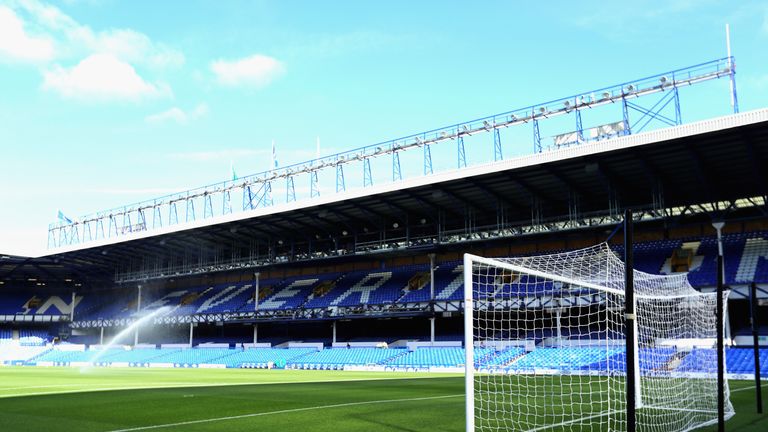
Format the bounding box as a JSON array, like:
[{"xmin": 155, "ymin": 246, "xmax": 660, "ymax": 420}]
[{"xmin": 0, "ymin": 367, "xmax": 764, "ymax": 431}]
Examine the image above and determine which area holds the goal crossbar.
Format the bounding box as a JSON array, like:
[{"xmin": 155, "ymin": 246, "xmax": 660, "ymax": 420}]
[{"xmin": 464, "ymin": 253, "xmax": 709, "ymax": 300}]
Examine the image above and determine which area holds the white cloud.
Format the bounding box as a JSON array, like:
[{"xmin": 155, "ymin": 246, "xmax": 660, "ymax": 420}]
[
  {"xmin": 211, "ymin": 54, "xmax": 285, "ymax": 88},
  {"xmin": 0, "ymin": 6, "xmax": 55, "ymax": 62},
  {"xmin": 0, "ymin": 0, "xmax": 185, "ymax": 103},
  {"xmin": 146, "ymin": 103, "xmax": 209, "ymax": 125},
  {"xmin": 191, "ymin": 103, "xmax": 210, "ymax": 117},
  {"xmin": 146, "ymin": 107, "xmax": 187, "ymax": 124},
  {"xmin": 288, "ymin": 31, "xmax": 401, "ymax": 58},
  {"xmin": 42, "ymin": 53, "xmax": 169, "ymax": 101},
  {"xmin": 11, "ymin": 0, "xmax": 184, "ymax": 68},
  {"xmin": 84, "ymin": 28, "xmax": 185, "ymax": 69},
  {"xmin": 763, "ymin": 8, "xmax": 768, "ymax": 35}
]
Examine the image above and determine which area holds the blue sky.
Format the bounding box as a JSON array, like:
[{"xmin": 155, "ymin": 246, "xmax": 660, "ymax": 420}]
[{"xmin": 1, "ymin": 0, "xmax": 767, "ymax": 256}]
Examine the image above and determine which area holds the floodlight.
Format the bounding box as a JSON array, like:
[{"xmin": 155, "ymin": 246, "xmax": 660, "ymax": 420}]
[
  {"xmin": 392, "ymin": 222, "xmax": 399, "ymax": 228},
  {"xmin": 626, "ymin": 84, "xmax": 635, "ymax": 92},
  {"xmin": 440, "ymin": 131, "xmax": 449, "ymax": 138},
  {"xmin": 563, "ymin": 100, "xmax": 571, "ymax": 109},
  {"xmin": 483, "ymin": 120, "xmax": 492, "ymax": 129},
  {"xmin": 420, "ymin": 218, "xmax": 427, "ymax": 224},
  {"xmin": 602, "ymin": 91, "xmax": 611, "ymax": 99},
  {"xmin": 278, "ymin": 240, "xmax": 284, "ymax": 245},
  {"xmin": 342, "ymin": 230, "xmax": 348, "ymax": 236},
  {"xmin": 538, "ymin": 107, "xmax": 547, "ymax": 114},
  {"xmin": 510, "ymin": 114, "xmax": 517, "ymax": 121}
]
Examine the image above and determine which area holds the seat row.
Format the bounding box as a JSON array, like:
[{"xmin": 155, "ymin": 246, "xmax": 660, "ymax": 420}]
[{"xmin": 19, "ymin": 346, "xmax": 768, "ymax": 373}]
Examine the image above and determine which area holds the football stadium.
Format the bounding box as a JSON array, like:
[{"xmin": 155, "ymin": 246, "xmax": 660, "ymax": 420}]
[{"xmin": 2, "ymin": 3, "xmax": 768, "ymax": 432}]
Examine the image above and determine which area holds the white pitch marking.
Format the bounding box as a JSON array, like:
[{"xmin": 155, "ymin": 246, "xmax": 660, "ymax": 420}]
[
  {"xmin": 730, "ymin": 382, "xmax": 768, "ymax": 393},
  {"xmin": 105, "ymin": 394, "xmax": 463, "ymax": 432},
  {"xmin": 0, "ymin": 375, "xmax": 454, "ymax": 399}
]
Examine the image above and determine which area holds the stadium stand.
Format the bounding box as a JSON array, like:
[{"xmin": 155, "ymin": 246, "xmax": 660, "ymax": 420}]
[
  {"xmin": 511, "ymin": 347, "xmax": 625, "ymax": 371},
  {"xmin": 33, "ymin": 347, "xmax": 122, "ymax": 364},
  {"xmin": 725, "ymin": 347, "xmax": 768, "ymax": 375},
  {"xmin": 12, "ymin": 343, "xmax": 768, "ymax": 376},
  {"xmin": 0, "ymin": 344, "xmax": 50, "ymax": 363},
  {"xmin": 3, "ymin": 231, "xmax": 768, "ymax": 323},
  {"xmin": 676, "ymin": 348, "xmax": 718, "ymax": 373},
  {"xmin": 476, "ymin": 347, "xmax": 527, "ymax": 368},
  {"xmin": 103, "ymin": 348, "xmax": 182, "ymax": 364},
  {"xmin": 302, "ymin": 270, "xmax": 411, "ymax": 309},
  {"xmin": 388, "ymin": 347, "xmax": 491, "ymax": 368},
  {"xmin": 149, "ymin": 347, "xmax": 233, "ymax": 365},
  {"xmin": 2, "ymin": 232, "xmax": 767, "ymax": 377},
  {"xmin": 220, "ymin": 348, "xmax": 316, "ymax": 368},
  {"xmin": 288, "ymin": 348, "xmax": 406, "ymax": 368}
]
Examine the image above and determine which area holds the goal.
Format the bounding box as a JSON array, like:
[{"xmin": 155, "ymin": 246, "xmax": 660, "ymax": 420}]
[{"xmin": 464, "ymin": 243, "xmax": 733, "ymax": 432}]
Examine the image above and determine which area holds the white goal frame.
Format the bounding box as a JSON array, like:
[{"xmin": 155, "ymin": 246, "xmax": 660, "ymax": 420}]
[{"xmin": 463, "ymin": 248, "xmax": 732, "ymax": 432}]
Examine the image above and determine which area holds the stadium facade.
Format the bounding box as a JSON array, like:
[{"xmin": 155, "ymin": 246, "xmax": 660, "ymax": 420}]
[{"xmin": 1, "ymin": 60, "xmax": 767, "ymax": 381}]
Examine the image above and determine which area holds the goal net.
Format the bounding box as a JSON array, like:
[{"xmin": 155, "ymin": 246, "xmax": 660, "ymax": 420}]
[{"xmin": 464, "ymin": 243, "xmax": 733, "ymax": 432}]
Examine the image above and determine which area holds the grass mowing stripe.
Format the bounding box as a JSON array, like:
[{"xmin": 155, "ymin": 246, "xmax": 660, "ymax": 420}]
[
  {"xmin": 0, "ymin": 384, "xmax": 92, "ymax": 391},
  {"xmin": 0, "ymin": 375, "xmax": 454, "ymax": 399},
  {"xmin": 105, "ymin": 394, "xmax": 464, "ymax": 432}
]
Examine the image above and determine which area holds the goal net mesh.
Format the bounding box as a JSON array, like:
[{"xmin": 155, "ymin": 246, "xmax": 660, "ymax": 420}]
[{"xmin": 466, "ymin": 243, "xmax": 733, "ymax": 432}]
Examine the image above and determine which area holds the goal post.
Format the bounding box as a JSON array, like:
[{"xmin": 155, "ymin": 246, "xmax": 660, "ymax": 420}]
[
  {"xmin": 464, "ymin": 253, "xmax": 475, "ymax": 432},
  {"xmin": 464, "ymin": 244, "xmax": 733, "ymax": 432}
]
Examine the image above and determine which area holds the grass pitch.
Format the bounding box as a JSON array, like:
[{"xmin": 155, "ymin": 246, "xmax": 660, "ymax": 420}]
[{"xmin": 0, "ymin": 367, "xmax": 764, "ymax": 431}]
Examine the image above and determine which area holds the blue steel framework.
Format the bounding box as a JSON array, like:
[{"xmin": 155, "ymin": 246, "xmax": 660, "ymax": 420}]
[{"xmin": 48, "ymin": 58, "xmax": 738, "ymax": 249}]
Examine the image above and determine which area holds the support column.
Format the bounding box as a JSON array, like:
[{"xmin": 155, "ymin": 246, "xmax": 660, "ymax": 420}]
[
  {"xmin": 254, "ymin": 272, "xmax": 260, "ymax": 313},
  {"xmin": 100, "ymin": 326, "xmax": 104, "ymax": 345},
  {"xmin": 430, "ymin": 317, "xmax": 435, "ymax": 345},
  {"xmin": 70, "ymin": 291, "xmax": 76, "ymax": 322},
  {"xmin": 430, "ymin": 253, "xmax": 436, "ymax": 347},
  {"xmin": 751, "ymin": 282, "xmax": 763, "ymax": 413},
  {"xmin": 429, "ymin": 254, "xmax": 436, "ymax": 301},
  {"xmin": 253, "ymin": 324, "xmax": 258, "ymax": 345},
  {"xmin": 134, "ymin": 285, "xmax": 142, "ymax": 346},
  {"xmin": 189, "ymin": 323, "xmax": 194, "ymax": 348},
  {"xmin": 332, "ymin": 321, "xmax": 337, "ymax": 344}
]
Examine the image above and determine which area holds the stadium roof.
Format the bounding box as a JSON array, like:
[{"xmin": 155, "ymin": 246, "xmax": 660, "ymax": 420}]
[{"xmin": 2, "ymin": 108, "xmax": 768, "ymax": 286}]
